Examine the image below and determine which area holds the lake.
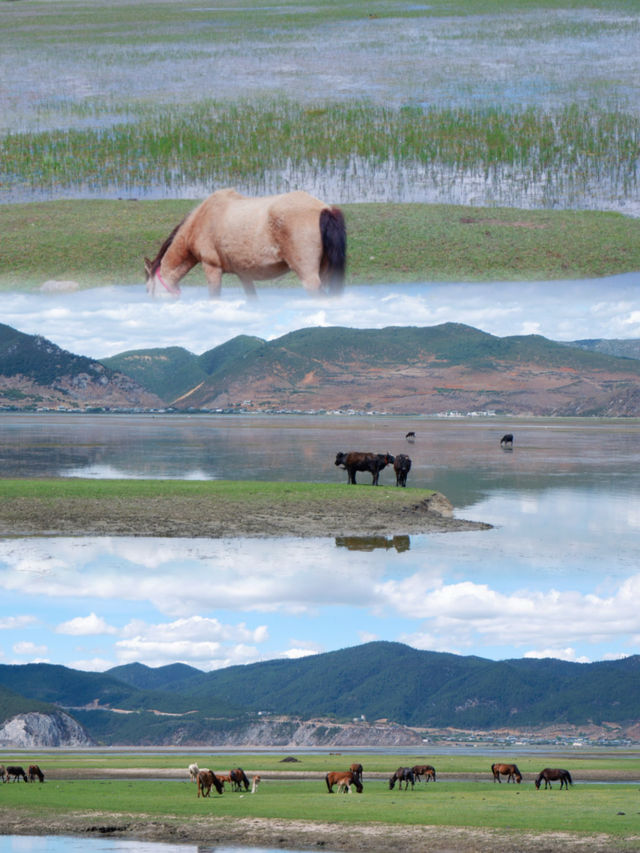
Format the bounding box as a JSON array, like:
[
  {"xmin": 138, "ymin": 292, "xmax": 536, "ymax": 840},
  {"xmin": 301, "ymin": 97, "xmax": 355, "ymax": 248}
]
[
  {"xmin": 0, "ymin": 839, "xmax": 289, "ymax": 853},
  {"xmin": 0, "ymin": 413, "xmax": 638, "ymax": 666}
]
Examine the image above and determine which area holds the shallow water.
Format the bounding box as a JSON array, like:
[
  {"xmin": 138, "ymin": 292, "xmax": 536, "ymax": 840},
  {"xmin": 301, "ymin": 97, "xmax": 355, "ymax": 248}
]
[{"xmin": 0, "ymin": 414, "xmax": 638, "ymax": 665}]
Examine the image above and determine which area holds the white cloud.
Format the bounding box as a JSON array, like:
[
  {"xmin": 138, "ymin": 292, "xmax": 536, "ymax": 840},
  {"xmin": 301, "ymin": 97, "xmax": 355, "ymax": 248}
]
[
  {"xmin": 68, "ymin": 657, "xmax": 117, "ymax": 672},
  {"xmin": 13, "ymin": 641, "xmax": 48, "ymax": 657},
  {"xmin": 0, "ymin": 615, "xmax": 38, "ymax": 630},
  {"xmin": 115, "ymin": 615, "xmax": 270, "ymax": 670},
  {"xmin": 56, "ymin": 612, "xmax": 117, "ymax": 636},
  {"xmin": 524, "ymin": 647, "xmax": 591, "ymax": 663}
]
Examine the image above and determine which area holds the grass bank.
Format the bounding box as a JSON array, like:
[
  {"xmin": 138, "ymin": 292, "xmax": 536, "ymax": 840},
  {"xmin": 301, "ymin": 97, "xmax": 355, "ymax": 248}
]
[{"xmin": 3, "ymin": 200, "xmax": 640, "ymax": 291}]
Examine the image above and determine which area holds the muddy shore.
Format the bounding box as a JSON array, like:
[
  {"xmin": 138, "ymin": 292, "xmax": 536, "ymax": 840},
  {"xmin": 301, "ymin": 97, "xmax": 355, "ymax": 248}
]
[{"xmin": 0, "ymin": 490, "xmax": 490, "ymax": 538}]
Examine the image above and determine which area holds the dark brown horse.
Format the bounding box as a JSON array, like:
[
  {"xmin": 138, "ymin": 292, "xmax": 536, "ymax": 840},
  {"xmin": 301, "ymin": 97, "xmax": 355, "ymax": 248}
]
[
  {"xmin": 535, "ymin": 768, "xmax": 572, "ymax": 789},
  {"xmin": 145, "ymin": 189, "xmax": 346, "ymax": 299},
  {"xmin": 230, "ymin": 767, "xmax": 251, "ymax": 791},
  {"xmin": 491, "ymin": 763, "xmax": 522, "ymax": 784},
  {"xmin": 28, "ymin": 764, "xmax": 45, "ymax": 782},
  {"xmin": 389, "ymin": 767, "xmax": 415, "ymax": 790},
  {"xmin": 350, "ymin": 763, "xmax": 363, "ymax": 785},
  {"xmin": 412, "ymin": 764, "xmax": 436, "ymax": 782},
  {"xmin": 197, "ymin": 769, "xmax": 224, "ymax": 797},
  {"xmin": 325, "ymin": 770, "xmax": 363, "ymax": 793}
]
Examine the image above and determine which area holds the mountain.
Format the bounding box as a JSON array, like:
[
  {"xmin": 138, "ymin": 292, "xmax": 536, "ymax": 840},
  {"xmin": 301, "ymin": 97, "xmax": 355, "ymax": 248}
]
[
  {"xmin": 565, "ymin": 338, "xmax": 640, "ymax": 360},
  {"xmin": 3, "ymin": 322, "xmax": 640, "ymax": 415},
  {"xmin": 102, "ymin": 336, "xmax": 264, "ymax": 404},
  {"xmin": 1, "ymin": 643, "xmax": 640, "ymax": 745},
  {"xmin": 0, "ymin": 322, "xmax": 163, "ymax": 411},
  {"xmin": 163, "ymin": 324, "xmax": 640, "ymax": 416}
]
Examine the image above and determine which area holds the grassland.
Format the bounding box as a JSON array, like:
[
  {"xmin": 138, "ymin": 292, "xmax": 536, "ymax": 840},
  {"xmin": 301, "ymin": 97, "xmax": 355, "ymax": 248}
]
[
  {"xmin": 2, "ymin": 200, "xmax": 640, "ymax": 291},
  {"xmin": 1, "ymin": 752, "xmax": 640, "ymax": 849}
]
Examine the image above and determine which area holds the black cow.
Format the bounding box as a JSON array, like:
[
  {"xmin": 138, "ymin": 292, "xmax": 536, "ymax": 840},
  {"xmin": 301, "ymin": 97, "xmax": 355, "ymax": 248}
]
[
  {"xmin": 393, "ymin": 453, "xmax": 411, "ymax": 487},
  {"xmin": 500, "ymin": 433, "xmax": 514, "ymax": 448},
  {"xmin": 335, "ymin": 451, "xmax": 394, "ymax": 485}
]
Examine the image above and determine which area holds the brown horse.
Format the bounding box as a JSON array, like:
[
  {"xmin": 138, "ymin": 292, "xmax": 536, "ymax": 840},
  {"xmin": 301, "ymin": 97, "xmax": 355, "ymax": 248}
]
[
  {"xmin": 325, "ymin": 770, "xmax": 363, "ymax": 793},
  {"xmin": 197, "ymin": 769, "xmax": 224, "ymax": 797},
  {"xmin": 535, "ymin": 768, "xmax": 572, "ymax": 789},
  {"xmin": 230, "ymin": 767, "xmax": 251, "ymax": 791},
  {"xmin": 28, "ymin": 764, "xmax": 45, "ymax": 783},
  {"xmin": 412, "ymin": 764, "xmax": 436, "ymax": 782},
  {"xmin": 491, "ymin": 763, "xmax": 522, "ymax": 784},
  {"xmin": 144, "ymin": 188, "xmax": 346, "ymax": 299}
]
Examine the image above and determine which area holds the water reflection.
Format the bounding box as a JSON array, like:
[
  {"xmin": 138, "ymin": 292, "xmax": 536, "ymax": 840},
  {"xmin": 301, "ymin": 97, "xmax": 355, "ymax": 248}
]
[{"xmin": 336, "ymin": 535, "xmax": 411, "ymax": 553}]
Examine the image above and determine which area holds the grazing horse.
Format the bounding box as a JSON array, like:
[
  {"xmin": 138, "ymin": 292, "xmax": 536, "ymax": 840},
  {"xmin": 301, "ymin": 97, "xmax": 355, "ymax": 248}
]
[
  {"xmin": 335, "ymin": 451, "xmax": 394, "ymax": 485},
  {"xmin": 230, "ymin": 767, "xmax": 251, "ymax": 791},
  {"xmin": 6, "ymin": 765, "xmax": 28, "ymax": 782},
  {"xmin": 325, "ymin": 770, "xmax": 363, "ymax": 793},
  {"xmin": 393, "ymin": 453, "xmax": 412, "ymax": 487},
  {"xmin": 412, "ymin": 764, "xmax": 436, "ymax": 783},
  {"xmin": 188, "ymin": 762, "xmax": 199, "ymax": 782},
  {"xmin": 197, "ymin": 769, "xmax": 224, "ymax": 797},
  {"xmin": 405, "ymin": 431, "xmax": 416, "ymax": 442},
  {"xmin": 389, "ymin": 767, "xmax": 415, "ymax": 790},
  {"xmin": 500, "ymin": 433, "xmax": 514, "ymax": 448},
  {"xmin": 144, "ymin": 188, "xmax": 346, "ymax": 299},
  {"xmin": 491, "ymin": 763, "xmax": 522, "ymax": 784},
  {"xmin": 535, "ymin": 768, "xmax": 572, "ymax": 789},
  {"xmin": 28, "ymin": 764, "xmax": 45, "ymax": 783},
  {"xmin": 350, "ymin": 763, "xmax": 363, "ymax": 785},
  {"xmin": 251, "ymin": 774, "xmax": 261, "ymax": 793}
]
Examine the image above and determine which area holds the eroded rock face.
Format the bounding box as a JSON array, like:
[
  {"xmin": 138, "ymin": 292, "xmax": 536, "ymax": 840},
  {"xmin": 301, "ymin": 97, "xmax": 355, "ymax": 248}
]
[{"xmin": 0, "ymin": 711, "xmax": 94, "ymax": 747}]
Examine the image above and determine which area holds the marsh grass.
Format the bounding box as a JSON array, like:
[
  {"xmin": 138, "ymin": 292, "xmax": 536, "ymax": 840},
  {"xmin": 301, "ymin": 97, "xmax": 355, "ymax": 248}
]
[{"xmin": 2, "ymin": 100, "xmax": 639, "ymax": 209}]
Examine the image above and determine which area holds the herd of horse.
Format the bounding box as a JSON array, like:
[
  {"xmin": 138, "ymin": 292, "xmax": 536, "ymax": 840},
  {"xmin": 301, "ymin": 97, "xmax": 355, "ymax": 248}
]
[
  {"xmin": 188, "ymin": 759, "xmax": 573, "ymax": 798},
  {"xmin": 0, "ymin": 764, "xmax": 45, "ymax": 782},
  {"xmin": 335, "ymin": 451, "xmax": 412, "ymax": 487}
]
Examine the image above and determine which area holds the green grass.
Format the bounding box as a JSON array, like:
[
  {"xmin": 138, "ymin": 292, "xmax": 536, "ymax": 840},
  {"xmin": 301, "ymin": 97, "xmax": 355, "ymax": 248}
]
[
  {"xmin": 2, "ymin": 199, "xmax": 640, "ymax": 291},
  {"xmin": 0, "ymin": 777, "xmax": 638, "ymax": 837}
]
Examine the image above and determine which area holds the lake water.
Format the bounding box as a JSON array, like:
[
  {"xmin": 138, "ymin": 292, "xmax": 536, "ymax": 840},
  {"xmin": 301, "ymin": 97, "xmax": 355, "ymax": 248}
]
[
  {"xmin": 0, "ymin": 840, "xmax": 291, "ymax": 853},
  {"xmin": 0, "ymin": 413, "xmax": 638, "ymax": 665}
]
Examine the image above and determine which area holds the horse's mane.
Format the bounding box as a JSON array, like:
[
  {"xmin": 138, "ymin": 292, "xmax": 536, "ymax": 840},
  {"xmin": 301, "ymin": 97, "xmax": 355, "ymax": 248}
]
[{"xmin": 149, "ymin": 218, "xmax": 185, "ymax": 275}]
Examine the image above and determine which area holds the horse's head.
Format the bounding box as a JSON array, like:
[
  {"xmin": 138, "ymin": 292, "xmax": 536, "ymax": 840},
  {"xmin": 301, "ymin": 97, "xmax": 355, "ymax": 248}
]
[
  {"xmin": 144, "ymin": 257, "xmax": 181, "ymax": 298},
  {"xmin": 534, "ymin": 776, "xmax": 541, "ymax": 789}
]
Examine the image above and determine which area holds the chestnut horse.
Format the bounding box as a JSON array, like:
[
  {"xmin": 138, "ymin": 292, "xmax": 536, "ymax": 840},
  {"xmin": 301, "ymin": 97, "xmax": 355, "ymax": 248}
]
[
  {"xmin": 197, "ymin": 769, "xmax": 224, "ymax": 797},
  {"xmin": 325, "ymin": 770, "xmax": 363, "ymax": 793},
  {"xmin": 535, "ymin": 768, "xmax": 572, "ymax": 789},
  {"xmin": 412, "ymin": 764, "xmax": 436, "ymax": 782},
  {"xmin": 144, "ymin": 189, "xmax": 346, "ymax": 299},
  {"xmin": 28, "ymin": 764, "xmax": 45, "ymax": 783},
  {"xmin": 350, "ymin": 762, "xmax": 363, "ymax": 785},
  {"xmin": 491, "ymin": 763, "xmax": 522, "ymax": 784},
  {"xmin": 230, "ymin": 767, "xmax": 251, "ymax": 791}
]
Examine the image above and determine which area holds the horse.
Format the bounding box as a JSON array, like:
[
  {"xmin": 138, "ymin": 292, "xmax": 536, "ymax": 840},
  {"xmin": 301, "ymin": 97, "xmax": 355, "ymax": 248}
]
[
  {"xmin": 335, "ymin": 451, "xmax": 394, "ymax": 485},
  {"xmin": 405, "ymin": 431, "xmax": 416, "ymax": 442},
  {"xmin": 197, "ymin": 768, "xmax": 224, "ymax": 797},
  {"xmin": 412, "ymin": 764, "xmax": 436, "ymax": 783},
  {"xmin": 350, "ymin": 762, "xmax": 363, "ymax": 785},
  {"xmin": 144, "ymin": 188, "xmax": 346, "ymax": 300},
  {"xmin": 188, "ymin": 762, "xmax": 199, "ymax": 782},
  {"xmin": 6, "ymin": 765, "xmax": 28, "ymax": 782},
  {"xmin": 251, "ymin": 774, "xmax": 261, "ymax": 793},
  {"xmin": 325, "ymin": 770, "xmax": 363, "ymax": 793},
  {"xmin": 535, "ymin": 768, "xmax": 572, "ymax": 789},
  {"xmin": 491, "ymin": 763, "xmax": 522, "ymax": 784},
  {"xmin": 389, "ymin": 767, "xmax": 415, "ymax": 790},
  {"xmin": 500, "ymin": 433, "xmax": 514, "ymax": 448},
  {"xmin": 230, "ymin": 767, "xmax": 251, "ymax": 791},
  {"xmin": 28, "ymin": 764, "xmax": 45, "ymax": 783}
]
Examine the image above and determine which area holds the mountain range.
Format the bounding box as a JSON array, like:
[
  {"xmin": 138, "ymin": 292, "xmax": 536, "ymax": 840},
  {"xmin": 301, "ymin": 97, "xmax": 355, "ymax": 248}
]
[
  {"xmin": 2, "ymin": 322, "xmax": 640, "ymax": 416},
  {"xmin": 1, "ymin": 642, "xmax": 639, "ymax": 745}
]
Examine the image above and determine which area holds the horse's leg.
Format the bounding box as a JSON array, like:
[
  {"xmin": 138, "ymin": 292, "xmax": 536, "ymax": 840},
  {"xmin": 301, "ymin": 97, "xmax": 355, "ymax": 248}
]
[
  {"xmin": 202, "ymin": 262, "xmax": 223, "ymax": 299},
  {"xmin": 237, "ymin": 275, "xmax": 258, "ymax": 300}
]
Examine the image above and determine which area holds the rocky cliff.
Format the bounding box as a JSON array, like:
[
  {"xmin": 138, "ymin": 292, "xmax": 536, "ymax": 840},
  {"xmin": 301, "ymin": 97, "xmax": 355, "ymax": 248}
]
[{"xmin": 0, "ymin": 711, "xmax": 95, "ymax": 747}]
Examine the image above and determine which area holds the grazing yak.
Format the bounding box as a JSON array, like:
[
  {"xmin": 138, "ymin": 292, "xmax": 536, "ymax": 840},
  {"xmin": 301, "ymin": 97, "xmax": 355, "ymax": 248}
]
[
  {"xmin": 335, "ymin": 451, "xmax": 394, "ymax": 485},
  {"xmin": 393, "ymin": 453, "xmax": 411, "ymax": 487}
]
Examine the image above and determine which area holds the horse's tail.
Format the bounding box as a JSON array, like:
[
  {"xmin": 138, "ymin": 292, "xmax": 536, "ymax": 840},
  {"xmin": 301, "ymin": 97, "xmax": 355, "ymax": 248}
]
[
  {"xmin": 320, "ymin": 206, "xmax": 346, "ymax": 294},
  {"xmin": 566, "ymin": 770, "xmax": 573, "ymax": 785},
  {"xmin": 325, "ymin": 773, "xmax": 332, "ymax": 793}
]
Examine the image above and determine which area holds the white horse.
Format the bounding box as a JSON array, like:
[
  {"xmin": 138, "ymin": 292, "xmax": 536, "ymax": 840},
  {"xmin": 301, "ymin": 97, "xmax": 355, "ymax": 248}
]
[{"xmin": 188, "ymin": 762, "xmax": 199, "ymax": 782}]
